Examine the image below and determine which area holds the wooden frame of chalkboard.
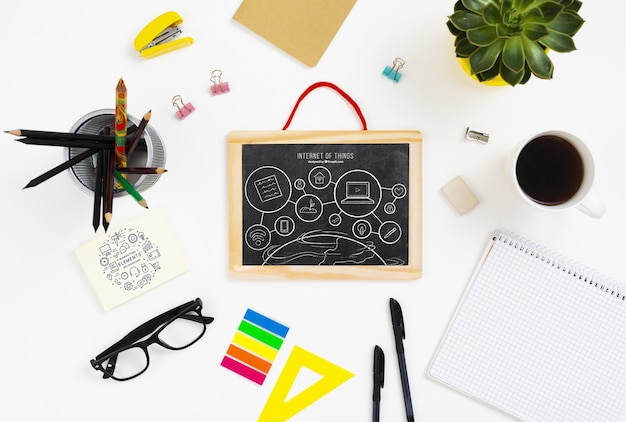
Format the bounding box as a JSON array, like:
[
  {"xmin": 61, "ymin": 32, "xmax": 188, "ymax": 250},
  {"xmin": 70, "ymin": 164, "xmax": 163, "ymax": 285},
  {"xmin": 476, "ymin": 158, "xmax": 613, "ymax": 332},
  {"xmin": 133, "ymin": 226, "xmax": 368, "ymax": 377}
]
[{"xmin": 228, "ymin": 130, "xmax": 422, "ymax": 279}]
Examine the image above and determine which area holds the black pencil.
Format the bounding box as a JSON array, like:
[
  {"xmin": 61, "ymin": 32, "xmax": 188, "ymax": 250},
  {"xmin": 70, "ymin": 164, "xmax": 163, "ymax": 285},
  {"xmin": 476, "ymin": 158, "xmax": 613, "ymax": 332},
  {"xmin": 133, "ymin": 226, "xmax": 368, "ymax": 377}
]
[
  {"xmin": 101, "ymin": 150, "xmax": 110, "ymax": 231},
  {"xmin": 23, "ymin": 148, "xmax": 98, "ymax": 188},
  {"xmin": 103, "ymin": 149, "xmax": 116, "ymax": 230},
  {"xmin": 5, "ymin": 129, "xmax": 115, "ymax": 143},
  {"xmin": 93, "ymin": 150, "xmax": 104, "ymax": 232},
  {"xmin": 14, "ymin": 137, "xmax": 114, "ymax": 150},
  {"xmin": 125, "ymin": 110, "xmax": 151, "ymax": 158},
  {"xmin": 115, "ymin": 166, "xmax": 167, "ymax": 175}
]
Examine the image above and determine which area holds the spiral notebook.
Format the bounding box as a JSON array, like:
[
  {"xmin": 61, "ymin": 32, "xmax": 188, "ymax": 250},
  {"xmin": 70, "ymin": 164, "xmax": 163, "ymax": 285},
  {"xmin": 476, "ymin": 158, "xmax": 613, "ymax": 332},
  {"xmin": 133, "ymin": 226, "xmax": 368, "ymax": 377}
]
[{"xmin": 429, "ymin": 231, "xmax": 626, "ymax": 422}]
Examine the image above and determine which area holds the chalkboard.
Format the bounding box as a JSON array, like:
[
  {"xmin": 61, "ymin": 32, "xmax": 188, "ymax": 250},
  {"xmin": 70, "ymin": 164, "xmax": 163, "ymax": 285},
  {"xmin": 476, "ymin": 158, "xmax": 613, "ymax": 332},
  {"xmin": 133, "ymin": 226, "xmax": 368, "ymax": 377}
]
[{"xmin": 228, "ymin": 131, "xmax": 422, "ymax": 279}]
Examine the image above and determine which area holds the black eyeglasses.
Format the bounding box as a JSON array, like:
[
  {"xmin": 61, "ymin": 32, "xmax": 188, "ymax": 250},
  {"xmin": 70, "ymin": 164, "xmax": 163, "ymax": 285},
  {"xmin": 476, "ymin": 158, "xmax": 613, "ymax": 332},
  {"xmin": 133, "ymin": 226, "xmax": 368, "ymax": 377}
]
[{"xmin": 90, "ymin": 298, "xmax": 214, "ymax": 381}]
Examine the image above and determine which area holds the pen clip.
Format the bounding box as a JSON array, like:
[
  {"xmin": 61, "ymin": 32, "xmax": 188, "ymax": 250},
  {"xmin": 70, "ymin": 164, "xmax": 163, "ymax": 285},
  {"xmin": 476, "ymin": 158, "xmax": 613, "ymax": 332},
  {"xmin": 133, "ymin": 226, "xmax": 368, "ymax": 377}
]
[
  {"xmin": 373, "ymin": 345, "xmax": 385, "ymax": 391},
  {"xmin": 390, "ymin": 297, "xmax": 405, "ymax": 339}
]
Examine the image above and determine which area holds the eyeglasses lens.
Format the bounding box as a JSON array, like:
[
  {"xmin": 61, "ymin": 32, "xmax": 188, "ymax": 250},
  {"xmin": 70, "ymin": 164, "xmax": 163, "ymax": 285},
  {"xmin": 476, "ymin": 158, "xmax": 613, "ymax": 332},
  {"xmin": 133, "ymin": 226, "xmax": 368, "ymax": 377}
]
[
  {"xmin": 108, "ymin": 346, "xmax": 148, "ymax": 380},
  {"xmin": 158, "ymin": 312, "xmax": 206, "ymax": 349}
]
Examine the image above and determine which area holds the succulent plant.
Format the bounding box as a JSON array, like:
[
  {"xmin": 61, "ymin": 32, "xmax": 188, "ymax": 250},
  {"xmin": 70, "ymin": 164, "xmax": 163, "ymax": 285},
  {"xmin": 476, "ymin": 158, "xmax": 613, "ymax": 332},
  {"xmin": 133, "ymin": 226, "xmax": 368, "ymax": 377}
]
[{"xmin": 447, "ymin": 0, "xmax": 585, "ymax": 86}]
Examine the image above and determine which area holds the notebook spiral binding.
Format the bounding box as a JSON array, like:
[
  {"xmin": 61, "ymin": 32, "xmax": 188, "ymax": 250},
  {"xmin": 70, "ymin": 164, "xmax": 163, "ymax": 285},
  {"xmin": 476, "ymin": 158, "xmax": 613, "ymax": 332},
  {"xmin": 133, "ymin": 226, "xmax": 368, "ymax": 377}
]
[{"xmin": 496, "ymin": 230, "xmax": 625, "ymax": 301}]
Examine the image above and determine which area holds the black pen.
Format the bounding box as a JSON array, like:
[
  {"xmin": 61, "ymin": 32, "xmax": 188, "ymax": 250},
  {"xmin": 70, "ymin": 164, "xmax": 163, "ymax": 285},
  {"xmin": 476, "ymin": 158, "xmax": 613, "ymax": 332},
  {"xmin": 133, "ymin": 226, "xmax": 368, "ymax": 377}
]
[
  {"xmin": 390, "ymin": 297, "xmax": 414, "ymax": 422},
  {"xmin": 373, "ymin": 345, "xmax": 385, "ymax": 422}
]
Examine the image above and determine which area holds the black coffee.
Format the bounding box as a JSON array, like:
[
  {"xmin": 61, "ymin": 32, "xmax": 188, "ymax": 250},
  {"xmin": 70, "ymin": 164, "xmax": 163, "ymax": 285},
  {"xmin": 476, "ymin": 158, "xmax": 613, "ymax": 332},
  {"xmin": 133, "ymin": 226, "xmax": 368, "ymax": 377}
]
[{"xmin": 515, "ymin": 135, "xmax": 584, "ymax": 205}]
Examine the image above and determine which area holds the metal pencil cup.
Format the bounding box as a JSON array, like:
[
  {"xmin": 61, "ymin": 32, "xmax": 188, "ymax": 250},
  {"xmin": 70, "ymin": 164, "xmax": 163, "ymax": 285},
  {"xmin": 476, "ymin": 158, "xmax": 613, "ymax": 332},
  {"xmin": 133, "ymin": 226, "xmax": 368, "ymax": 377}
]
[{"xmin": 67, "ymin": 109, "xmax": 166, "ymax": 196}]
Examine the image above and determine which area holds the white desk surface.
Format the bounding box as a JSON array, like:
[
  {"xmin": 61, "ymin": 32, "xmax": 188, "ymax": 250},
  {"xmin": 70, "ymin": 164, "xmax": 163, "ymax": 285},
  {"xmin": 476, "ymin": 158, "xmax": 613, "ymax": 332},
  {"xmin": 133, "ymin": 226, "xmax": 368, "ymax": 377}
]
[{"xmin": 1, "ymin": 1, "xmax": 625, "ymax": 421}]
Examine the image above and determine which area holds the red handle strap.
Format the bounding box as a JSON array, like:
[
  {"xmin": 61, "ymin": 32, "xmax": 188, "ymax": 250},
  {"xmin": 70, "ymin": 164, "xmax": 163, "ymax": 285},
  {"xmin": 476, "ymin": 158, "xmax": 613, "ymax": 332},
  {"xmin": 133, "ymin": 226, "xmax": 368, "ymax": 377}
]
[{"xmin": 282, "ymin": 81, "xmax": 368, "ymax": 130}]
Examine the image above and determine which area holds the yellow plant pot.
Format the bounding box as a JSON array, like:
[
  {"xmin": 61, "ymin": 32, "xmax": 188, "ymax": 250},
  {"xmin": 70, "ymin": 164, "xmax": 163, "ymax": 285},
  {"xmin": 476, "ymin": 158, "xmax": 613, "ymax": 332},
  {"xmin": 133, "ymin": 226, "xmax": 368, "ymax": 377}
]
[
  {"xmin": 458, "ymin": 48, "xmax": 549, "ymax": 86},
  {"xmin": 458, "ymin": 57, "xmax": 507, "ymax": 86}
]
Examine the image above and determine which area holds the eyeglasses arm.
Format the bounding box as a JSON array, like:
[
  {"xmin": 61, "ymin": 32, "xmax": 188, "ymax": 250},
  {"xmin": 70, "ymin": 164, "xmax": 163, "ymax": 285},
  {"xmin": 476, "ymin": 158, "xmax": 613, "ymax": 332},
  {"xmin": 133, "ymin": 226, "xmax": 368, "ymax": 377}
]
[
  {"xmin": 90, "ymin": 348, "xmax": 118, "ymax": 377},
  {"xmin": 179, "ymin": 314, "xmax": 214, "ymax": 324}
]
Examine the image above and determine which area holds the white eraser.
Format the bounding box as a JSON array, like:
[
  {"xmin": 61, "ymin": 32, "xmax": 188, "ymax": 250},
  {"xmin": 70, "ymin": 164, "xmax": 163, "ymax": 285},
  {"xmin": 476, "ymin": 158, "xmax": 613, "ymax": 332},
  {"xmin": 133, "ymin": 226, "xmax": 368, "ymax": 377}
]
[{"xmin": 440, "ymin": 176, "xmax": 479, "ymax": 215}]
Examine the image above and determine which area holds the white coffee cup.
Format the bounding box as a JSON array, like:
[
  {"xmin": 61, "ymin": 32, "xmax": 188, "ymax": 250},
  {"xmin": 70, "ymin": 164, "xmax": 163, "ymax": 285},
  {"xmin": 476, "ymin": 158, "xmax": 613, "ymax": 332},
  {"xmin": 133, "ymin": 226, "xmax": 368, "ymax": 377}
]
[{"xmin": 509, "ymin": 130, "xmax": 605, "ymax": 218}]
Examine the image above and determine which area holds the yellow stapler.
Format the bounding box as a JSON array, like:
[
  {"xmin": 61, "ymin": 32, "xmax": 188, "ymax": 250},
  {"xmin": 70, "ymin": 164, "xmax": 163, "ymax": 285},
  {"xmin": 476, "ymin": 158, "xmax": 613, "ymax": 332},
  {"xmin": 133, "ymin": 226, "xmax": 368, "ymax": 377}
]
[{"xmin": 134, "ymin": 11, "xmax": 194, "ymax": 58}]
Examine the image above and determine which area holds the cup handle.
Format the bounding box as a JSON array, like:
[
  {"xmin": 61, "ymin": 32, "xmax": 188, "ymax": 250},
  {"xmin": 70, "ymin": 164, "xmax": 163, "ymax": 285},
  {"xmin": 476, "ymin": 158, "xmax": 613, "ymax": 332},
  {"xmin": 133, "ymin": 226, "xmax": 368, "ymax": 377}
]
[{"xmin": 575, "ymin": 195, "xmax": 606, "ymax": 218}]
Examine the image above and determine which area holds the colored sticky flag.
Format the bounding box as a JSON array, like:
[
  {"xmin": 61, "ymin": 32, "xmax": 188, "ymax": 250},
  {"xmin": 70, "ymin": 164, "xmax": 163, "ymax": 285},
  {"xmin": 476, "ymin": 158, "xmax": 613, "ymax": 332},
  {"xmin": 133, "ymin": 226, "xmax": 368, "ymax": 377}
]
[{"xmin": 221, "ymin": 309, "xmax": 290, "ymax": 385}]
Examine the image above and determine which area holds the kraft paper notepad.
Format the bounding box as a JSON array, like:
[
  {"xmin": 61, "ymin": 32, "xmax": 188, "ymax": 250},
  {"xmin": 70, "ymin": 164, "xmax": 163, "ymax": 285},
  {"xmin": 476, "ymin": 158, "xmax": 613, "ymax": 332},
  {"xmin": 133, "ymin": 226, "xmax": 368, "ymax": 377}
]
[
  {"xmin": 233, "ymin": 0, "xmax": 357, "ymax": 66},
  {"xmin": 75, "ymin": 209, "xmax": 189, "ymax": 310},
  {"xmin": 429, "ymin": 231, "xmax": 626, "ymax": 422}
]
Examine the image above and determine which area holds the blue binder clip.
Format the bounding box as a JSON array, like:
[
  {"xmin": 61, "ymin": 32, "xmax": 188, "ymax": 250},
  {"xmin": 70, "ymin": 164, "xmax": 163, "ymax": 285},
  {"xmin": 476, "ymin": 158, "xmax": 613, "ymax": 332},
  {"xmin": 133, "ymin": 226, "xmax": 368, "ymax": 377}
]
[{"xmin": 382, "ymin": 58, "xmax": 405, "ymax": 83}]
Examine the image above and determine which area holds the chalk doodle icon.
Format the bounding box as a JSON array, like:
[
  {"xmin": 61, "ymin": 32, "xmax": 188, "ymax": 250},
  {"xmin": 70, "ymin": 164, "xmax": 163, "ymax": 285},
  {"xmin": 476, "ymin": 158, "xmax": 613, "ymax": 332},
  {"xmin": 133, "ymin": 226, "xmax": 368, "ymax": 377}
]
[
  {"xmin": 340, "ymin": 181, "xmax": 375, "ymax": 205},
  {"xmin": 295, "ymin": 194, "xmax": 323, "ymax": 223},
  {"xmin": 245, "ymin": 224, "xmax": 272, "ymax": 251},
  {"xmin": 245, "ymin": 166, "xmax": 292, "ymax": 214},
  {"xmin": 254, "ymin": 174, "xmax": 284, "ymax": 203},
  {"xmin": 308, "ymin": 166, "xmax": 332, "ymax": 190},
  {"xmin": 299, "ymin": 199, "xmax": 317, "ymax": 214},
  {"xmin": 334, "ymin": 170, "xmax": 382, "ymax": 219},
  {"xmin": 275, "ymin": 216, "xmax": 295, "ymax": 237}
]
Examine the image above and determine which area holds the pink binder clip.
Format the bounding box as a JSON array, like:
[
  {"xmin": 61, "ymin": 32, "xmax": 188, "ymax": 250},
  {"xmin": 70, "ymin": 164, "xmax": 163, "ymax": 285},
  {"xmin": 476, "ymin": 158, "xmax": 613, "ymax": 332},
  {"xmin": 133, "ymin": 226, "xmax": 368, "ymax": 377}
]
[
  {"xmin": 209, "ymin": 69, "xmax": 230, "ymax": 96},
  {"xmin": 172, "ymin": 95, "xmax": 195, "ymax": 120}
]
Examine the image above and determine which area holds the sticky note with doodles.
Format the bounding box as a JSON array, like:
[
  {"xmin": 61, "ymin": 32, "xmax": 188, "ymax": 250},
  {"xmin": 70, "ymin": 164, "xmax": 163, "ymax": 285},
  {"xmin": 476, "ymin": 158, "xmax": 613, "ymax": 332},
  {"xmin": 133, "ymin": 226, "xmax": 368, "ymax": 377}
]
[{"xmin": 75, "ymin": 209, "xmax": 189, "ymax": 310}]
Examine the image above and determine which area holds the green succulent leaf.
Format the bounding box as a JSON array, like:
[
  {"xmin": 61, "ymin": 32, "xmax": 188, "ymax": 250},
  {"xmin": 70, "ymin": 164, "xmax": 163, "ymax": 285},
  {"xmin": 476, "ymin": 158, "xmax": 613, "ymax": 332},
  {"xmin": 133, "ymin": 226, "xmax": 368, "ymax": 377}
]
[
  {"xmin": 476, "ymin": 62, "xmax": 502, "ymax": 82},
  {"xmin": 467, "ymin": 25, "xmax": 499, "ymax": 46},
  {"xmin": 500, "ymin": 0, "xmax": 514, "ymax": 16},
  {"xmin": 453, "ymin": 0, "xmax": 467, "ymax": 12},
  {"xmin": 496, "ymin": 24, "xmax": 514, "ymax": 38},
  {"xmin": 514, "ymin": 0, "xmax": 536, "ymax": 12},
  {"xmin": 455, "ymin": 35, "xmax": 479, "ymax": 57},
  {"xmin": 537, "ymin": 2, "xmax": 565, "ymax": 22},
  {"xmin": 523, "ymin": 23, "xmax": 550, "ymax": 41},
  {"xmin": 469, "ymin": 39, "xmax": 505, "ymax": 74},
  {"xmin": 522, "ymin": 37, "xmax": 554, "ymax": 79},
  {"xmin": 502, "ymin": 36, "xmax": 525, "ymax": 73},
  {"xmin": 483, "ymin": 3, "xmax": 501, "ymax": 25},
  {"xmin": 461, "ymin": 0, "xmax": 491, "ymax": 14},
  {"xmin": 449, "ymin": 10, "xmax": 485, "ymax": 31},
  {"xmin": 500, "ymin": 60, "xmax": 526, "ymax": 86},
  {"xmin": 455, "ymin": 32, "xmax": 466, "ymax": 47},
  {"xmin": 520, "ymin": 67, "xmax": 533, "ymax": 84},
  {"xmin": 447, "ymin": 20, "xmax": 462, "ymax": 36},
  {"xmin": 524, "ymin": 7, "xmax": 545, "ymax": 22},
  {"xmin": 569, "ymin": 0, "xmax": 582, "ymax": 12},
  {"xmin": 540, "ymin": 31, "xmax": 577, "ymax": 52},
  {"xmin": 546, "ymin": 11, "xmax": 584, "ymax": 36}
]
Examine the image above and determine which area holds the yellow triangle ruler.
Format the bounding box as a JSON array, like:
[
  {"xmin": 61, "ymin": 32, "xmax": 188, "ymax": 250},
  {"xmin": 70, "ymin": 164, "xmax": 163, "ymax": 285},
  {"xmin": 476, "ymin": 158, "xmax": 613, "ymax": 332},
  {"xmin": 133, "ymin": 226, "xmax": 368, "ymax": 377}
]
[{"xmin": 258, "ymin": 345, "xmax": 353, "ymax": 421}]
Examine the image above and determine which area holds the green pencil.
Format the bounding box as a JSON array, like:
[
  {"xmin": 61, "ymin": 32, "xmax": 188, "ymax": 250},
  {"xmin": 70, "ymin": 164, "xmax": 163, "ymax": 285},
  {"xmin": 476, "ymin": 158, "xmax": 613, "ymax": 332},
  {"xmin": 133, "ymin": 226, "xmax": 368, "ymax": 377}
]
[{"xmin": 113, "ymin": 170, "xmax": 148, "ymax": 209}]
